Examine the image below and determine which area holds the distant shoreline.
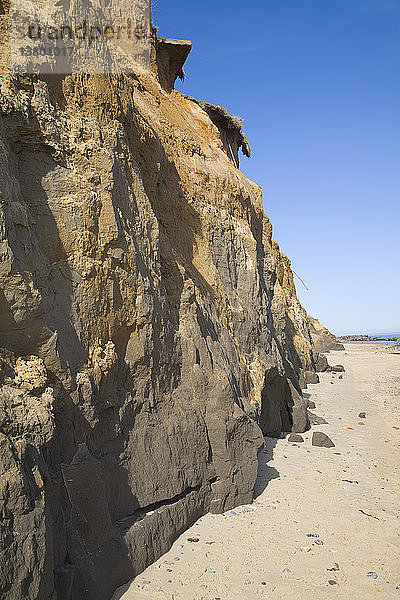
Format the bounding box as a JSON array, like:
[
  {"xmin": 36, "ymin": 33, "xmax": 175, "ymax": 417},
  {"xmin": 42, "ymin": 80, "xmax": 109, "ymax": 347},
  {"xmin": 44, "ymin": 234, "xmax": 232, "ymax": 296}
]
[
  {"xmin": 343, "ymin": 340, "xmax": 399, "ymax": 345},
  {"xmin": 339, "ymin": 335, "xmax": 399, "ymax": 342}
]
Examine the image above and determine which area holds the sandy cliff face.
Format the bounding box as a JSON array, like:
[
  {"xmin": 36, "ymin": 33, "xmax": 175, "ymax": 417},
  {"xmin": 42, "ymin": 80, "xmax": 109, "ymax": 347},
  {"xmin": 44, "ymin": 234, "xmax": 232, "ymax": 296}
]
[
  {"xmin": 308, "ymin": 317, "xmax": 345, "ymax": 352},
  {"xmin": 0, "ymin": 33, "xmax": 320, "ymax": 599}
]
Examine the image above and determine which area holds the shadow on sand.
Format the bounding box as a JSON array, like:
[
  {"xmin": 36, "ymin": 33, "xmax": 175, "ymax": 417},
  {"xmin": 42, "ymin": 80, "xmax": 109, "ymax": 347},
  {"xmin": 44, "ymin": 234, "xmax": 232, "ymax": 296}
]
[
  {"xmin": 253, "ymin": 436, "xmax": 280, "ymax": 499},
  {"xmin": 112, "ymin": 582, "xmax": 131, "ymax": 600}
]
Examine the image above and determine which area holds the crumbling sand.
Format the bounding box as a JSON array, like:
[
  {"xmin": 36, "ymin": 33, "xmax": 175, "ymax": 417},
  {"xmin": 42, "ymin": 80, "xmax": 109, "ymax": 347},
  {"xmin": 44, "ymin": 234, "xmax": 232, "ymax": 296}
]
[{"xmin": 114, "ymin": 344, "xmax": 400, "ymax": 600}]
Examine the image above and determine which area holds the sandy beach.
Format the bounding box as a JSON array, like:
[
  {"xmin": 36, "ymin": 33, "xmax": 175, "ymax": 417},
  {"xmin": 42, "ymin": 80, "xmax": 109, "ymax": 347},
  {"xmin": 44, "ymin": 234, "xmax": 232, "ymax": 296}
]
[{"xmin": 114, "ymin": 344, "xmax": 400, "ymax": 600}]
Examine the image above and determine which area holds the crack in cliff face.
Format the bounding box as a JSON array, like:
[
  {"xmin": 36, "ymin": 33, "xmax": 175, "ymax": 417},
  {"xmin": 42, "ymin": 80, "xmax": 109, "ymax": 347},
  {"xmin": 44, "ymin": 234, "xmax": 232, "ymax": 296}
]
[{"xmin": 115, "ymin": 482, "xmax": 214, "ymax": 532}]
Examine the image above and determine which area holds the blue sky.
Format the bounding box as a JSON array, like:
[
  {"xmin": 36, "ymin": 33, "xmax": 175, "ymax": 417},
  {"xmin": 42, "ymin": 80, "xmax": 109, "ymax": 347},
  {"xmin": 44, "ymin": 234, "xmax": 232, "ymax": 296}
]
[{"xmin": 152, "ymin": 0, "xmax": 400, "ymax": 335}]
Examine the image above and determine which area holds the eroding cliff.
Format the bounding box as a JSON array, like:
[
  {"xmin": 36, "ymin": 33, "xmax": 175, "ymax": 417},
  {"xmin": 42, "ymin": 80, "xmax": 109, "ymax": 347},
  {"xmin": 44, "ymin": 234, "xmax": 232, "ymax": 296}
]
[
  {"xmin": 308, "ymin": 317, "xmax": 345, "ymax": 352},
  {"xmin": 0, "ymin": 21, "xmax": 327, "ymax": 600},
  {"xmin": 187, "ymin": 100, "xmax": 251, "ymax": 168},
  {"xmin": 156, "ymin": 37, "xmax": 192, "ymax": 93}
]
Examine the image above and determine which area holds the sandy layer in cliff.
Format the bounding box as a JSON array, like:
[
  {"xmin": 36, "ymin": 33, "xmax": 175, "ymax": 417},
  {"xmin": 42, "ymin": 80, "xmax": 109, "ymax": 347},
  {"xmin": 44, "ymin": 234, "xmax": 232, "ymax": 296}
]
[{"xmin": 114, "ymin": 344, "xmax": 400, "ymax": 600}]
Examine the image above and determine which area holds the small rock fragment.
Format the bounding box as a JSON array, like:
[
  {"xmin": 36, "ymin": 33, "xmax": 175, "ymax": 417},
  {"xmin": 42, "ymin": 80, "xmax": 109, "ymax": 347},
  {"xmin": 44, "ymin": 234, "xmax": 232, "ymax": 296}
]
[
  {"xmin": 314, "ymin": 353, "xmax": 330, "ymax": 372},
  {"xmin": 305, "ymin": 371, "xmax": 320, "ymax": 384},
  {"xmin": 308, "ymin": 400, "xmax": 316, "ymax": 409},
  {"xmin": 308, "ymin": 411, "xmax": 328, "ymax": 425},
  {"xmin": 288, "ymin": 433, "xmax": 304, "ymax": 443},
  {"xmin": 328, "ymin": 580, "xmax": 338, "ymax": 585},
  {"xmin": 359, "ymin": 412, "xmax": 366, "ymax": 418},
  {"xmin": 327, "ymin": 563, "xmax": 340, "ymax": 571},
  {"xmin": 367, "ymin": 572, "xmax": 378, "ymax": 579},
  {"xmin": 315, "ymin": 539, "xmax": 324, "ymax": 545},
  {"xmin": 307, "ymin": 533, "xmax": 320, "ymax": 538},
  {"xmin": 283, "ymin": 568, "xmax": 291, "ymax": 573},
  {"xmin": 312, "ymin": 431, "xmax": 335, "ymax": 448},
  {"xmin": 332, "ymin": 365, "xmax": 345, "ymax": 372},
  {"xmin": 187, "ymin": 537, "xmax": 199, "ymax": 543}
]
